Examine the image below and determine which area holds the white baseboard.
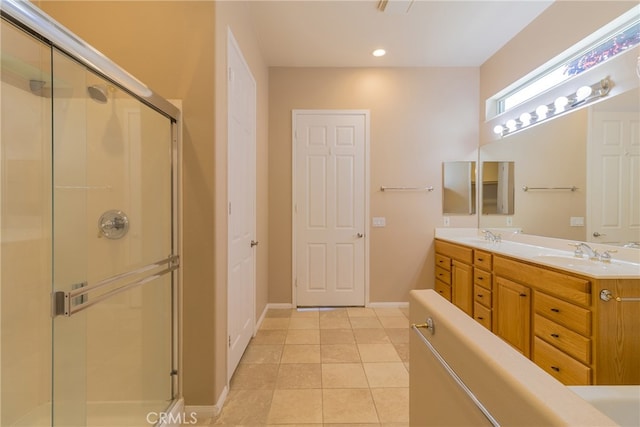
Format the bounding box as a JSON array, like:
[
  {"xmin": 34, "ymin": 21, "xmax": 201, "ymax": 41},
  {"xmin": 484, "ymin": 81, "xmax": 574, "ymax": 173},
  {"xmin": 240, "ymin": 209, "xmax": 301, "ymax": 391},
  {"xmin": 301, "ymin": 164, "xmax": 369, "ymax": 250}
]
[
  {"xmin": 367, "ymin": 301, "xmax": 409, "ymax": 308},
  {"xmin": 184, "ymin": 385, "xmax": 228, "ymax": 422},
  {"xmin": 268, "ymin": 303, "xmax": 294, "ymax": 309}
]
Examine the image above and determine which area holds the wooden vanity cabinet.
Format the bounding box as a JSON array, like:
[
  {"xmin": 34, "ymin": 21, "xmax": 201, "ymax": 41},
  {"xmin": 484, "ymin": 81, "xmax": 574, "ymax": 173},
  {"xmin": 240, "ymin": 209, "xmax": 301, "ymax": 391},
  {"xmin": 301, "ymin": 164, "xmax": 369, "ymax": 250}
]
[
  {"xmin": 433, "ymin": 238, "xmax": 640, "ymax": 386},
  {"xmin": 434, "ymin": 240, "xmax": 473, "ymax": 315},
  {"xmin": 494, "ymin": 255, "xmax": 592, "ymax": 384}
]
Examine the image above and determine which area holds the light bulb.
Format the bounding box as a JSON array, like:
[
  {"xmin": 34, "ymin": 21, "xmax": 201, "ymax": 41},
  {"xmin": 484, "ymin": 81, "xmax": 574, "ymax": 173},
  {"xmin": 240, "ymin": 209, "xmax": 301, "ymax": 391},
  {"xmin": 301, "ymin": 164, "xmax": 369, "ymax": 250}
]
[
  {"xmin": 536, "ymin": 105, "xmax": 549, "ymax": 119},
  {"xmin": 506, "ymin": 119, "xmax": 517, "ymax": 131},
  {"xmin": 372, "ymin": 49, "xmax": 386, "ymax": 57},
  {"xmin": 519, "ymin": 112, "xmax": 532, "ymax": 126},
  {"xmin": 493, "ymin": 125, "xmax": 504, "ymax": 135},
  {"xmin": 554, "ymin": 96, "xmax": 569, "ymax": 112},
  {"xmin": 576, "ymin": 86, "xmax": 593, "ymax": 101}
]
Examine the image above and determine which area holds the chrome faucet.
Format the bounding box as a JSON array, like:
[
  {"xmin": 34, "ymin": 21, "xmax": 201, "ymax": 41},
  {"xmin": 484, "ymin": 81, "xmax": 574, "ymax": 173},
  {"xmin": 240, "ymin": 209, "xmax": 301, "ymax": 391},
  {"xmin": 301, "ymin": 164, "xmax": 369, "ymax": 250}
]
[
  {"xmin": 481, "ymin": 229, "xmax": 501, "ymax": 243},
  {"xmin": 571, "ymin": 242, "xmax": 599, "ymax": 260}
]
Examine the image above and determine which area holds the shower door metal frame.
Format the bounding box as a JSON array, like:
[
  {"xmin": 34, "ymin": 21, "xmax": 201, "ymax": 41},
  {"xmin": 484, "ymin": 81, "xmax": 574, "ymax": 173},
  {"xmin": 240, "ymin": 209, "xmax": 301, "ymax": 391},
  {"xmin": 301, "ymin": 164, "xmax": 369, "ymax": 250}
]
[{"xmin": 1, "ymin": 0, "xmax": 183, "ymax": 407}]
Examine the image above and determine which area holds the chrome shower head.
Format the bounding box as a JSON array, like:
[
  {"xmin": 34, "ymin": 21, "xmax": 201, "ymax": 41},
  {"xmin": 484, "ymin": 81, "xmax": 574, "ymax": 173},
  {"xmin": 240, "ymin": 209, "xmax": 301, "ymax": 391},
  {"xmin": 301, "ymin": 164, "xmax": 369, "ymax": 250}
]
[{"xmin": 87, "ymin": 84, "xmax": 108, "ymax": 103}]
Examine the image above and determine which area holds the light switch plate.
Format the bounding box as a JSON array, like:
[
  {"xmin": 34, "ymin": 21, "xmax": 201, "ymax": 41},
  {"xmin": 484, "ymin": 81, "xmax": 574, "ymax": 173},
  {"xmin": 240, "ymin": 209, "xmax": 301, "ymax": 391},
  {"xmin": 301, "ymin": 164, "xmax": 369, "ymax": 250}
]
[
  {"xmin": 372, "ymin": 217, "xmax": 386, "ymax": 227},
  {"xmin": 570, "ymin": 216, "xmax": 585, "ymax": 227}
]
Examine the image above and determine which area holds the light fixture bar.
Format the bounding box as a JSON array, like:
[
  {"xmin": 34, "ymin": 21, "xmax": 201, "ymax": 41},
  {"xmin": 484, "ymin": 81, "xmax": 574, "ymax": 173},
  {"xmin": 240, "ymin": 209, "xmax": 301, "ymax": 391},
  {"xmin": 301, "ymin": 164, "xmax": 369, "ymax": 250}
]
[{"xmin": 493, "ymin": 77, "xmax": 612, "ymax": 137}]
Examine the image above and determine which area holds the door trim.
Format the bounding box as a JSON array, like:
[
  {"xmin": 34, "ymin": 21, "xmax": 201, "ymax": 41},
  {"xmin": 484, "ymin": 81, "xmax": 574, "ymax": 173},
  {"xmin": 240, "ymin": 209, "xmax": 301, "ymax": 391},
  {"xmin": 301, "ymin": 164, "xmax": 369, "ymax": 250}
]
[{"xmin": 291, "ymin": 109, "xmax": 370, "ymax": 307}]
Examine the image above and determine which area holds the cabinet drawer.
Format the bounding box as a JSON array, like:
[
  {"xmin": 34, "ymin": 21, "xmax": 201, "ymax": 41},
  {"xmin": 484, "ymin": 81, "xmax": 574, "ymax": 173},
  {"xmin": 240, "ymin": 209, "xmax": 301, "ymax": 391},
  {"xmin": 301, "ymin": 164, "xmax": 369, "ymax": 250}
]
[
  {"xmin": 435, "ymin": 266, "xmax": 451, "ymax": 285},
  {"xmin": 474, "ymin": 268, "xmax": 492, "ymax": 289},
  {"xmin": 533, "ymin": 337, "xmax": 591, "ymax": 385},
  {"xmin": 473, "ymin": 302, "xmax": 491, "ymax": 330},
  {"xmin": 534, "ymin": 292, "xmax": 591, "ymax": 336},
  {"xmin": 435, "ymin": 240, "xmax": 473, "ymax": 264},
  {"xmin": 534, "ymin": 314, "xmax": 591, "ymax": 364},
  {"xmin": 474, "ymin": 250, "xmax": 492, "ymax": 270},
  {"xmin": 474, "ymin": 284, "xmax": 492, "ymax": 308},
  {"xmin": 435, "ymin": 253, "xmax": 451, "ymax": 271},
  {"xmin": 434, "ymin": 280, "xmax": 451, "ymax": 301}
]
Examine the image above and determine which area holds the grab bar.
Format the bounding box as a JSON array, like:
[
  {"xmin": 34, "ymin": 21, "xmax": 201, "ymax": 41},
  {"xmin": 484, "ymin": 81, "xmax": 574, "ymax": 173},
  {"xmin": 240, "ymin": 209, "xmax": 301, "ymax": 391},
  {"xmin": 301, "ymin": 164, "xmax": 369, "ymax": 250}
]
[
  {"xmin": 411, "ymin": 324, "xmax": 501, "ymax": 427},
  {"xmin": 381, "ymin": 185, "xmax": 434, "ymax": 192},
  {"xmin": 522, "ymin": 185, "xmax": 578, "ymax": 192},
  {"xmin": 600, "ymin": 289, "xmax": 640, "ymax": 302},
  {"xmin": 53, "ymin": 255, "xmax": 179, "ymax": 317}
]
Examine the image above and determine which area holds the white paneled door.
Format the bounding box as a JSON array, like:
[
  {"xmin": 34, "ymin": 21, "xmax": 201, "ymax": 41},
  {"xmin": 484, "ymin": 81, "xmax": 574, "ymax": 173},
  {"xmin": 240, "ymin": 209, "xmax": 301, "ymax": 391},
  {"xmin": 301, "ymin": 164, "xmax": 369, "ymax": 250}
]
[
  {"xmin": 227, "ymin": 30, "xmax": 256, "ymax": 381},
  {"xmin": 588, "ymin": 111, "xmax": 640, "ymax": 244},
  {"xmin": 293, "ymin": 111, "xmax": 368, "ymax": 307}
]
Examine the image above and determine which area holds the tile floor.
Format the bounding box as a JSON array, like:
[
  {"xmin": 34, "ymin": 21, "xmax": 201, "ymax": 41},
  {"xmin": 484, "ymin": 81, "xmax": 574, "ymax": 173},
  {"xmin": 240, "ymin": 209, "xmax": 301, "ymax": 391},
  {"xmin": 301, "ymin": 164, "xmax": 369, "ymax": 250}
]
[{"xmin": 212, "ymin": 306, "xmax": 410, "ymax": 426}]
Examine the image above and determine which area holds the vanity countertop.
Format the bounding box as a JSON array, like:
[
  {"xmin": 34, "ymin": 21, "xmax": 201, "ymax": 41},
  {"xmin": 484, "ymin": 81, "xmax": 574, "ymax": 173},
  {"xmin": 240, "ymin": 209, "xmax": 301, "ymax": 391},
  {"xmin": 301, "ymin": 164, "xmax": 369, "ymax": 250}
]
[{"xmin": 435, "ymin": 228, "xmax": 640, "ymax": 279}]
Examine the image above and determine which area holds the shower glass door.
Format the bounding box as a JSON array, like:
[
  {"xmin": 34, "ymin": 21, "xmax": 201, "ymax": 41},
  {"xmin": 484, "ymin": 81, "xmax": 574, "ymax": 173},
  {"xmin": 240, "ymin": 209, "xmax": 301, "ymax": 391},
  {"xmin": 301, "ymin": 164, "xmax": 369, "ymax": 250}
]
[
  {"xmin": 51, "ymin": 48, "xmax": 175, "ymax": 426},
  {"xmin": 0, "ymin": 17, "xmax": 53, "ymax": 427}
]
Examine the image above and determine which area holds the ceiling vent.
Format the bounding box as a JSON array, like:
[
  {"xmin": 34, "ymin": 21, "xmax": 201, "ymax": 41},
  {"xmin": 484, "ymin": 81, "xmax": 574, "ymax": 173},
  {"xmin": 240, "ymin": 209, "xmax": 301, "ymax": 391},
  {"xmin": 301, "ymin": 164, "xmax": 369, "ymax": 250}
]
[{"xmin": 377, "ymin": 0, "xmax": 415, "ymax": 14}]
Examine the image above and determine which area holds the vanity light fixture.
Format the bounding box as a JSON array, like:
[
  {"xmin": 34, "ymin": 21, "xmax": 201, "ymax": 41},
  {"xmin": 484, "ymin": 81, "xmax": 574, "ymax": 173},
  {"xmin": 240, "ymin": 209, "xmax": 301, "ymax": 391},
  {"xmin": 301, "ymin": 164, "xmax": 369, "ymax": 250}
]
[
  {"xmin": 493, "ymin": 77, "xmax": 612, "ymax": 137},
  {"xmin": 372, "ymin": 48, "xmax": 386, "ymax": 57}
]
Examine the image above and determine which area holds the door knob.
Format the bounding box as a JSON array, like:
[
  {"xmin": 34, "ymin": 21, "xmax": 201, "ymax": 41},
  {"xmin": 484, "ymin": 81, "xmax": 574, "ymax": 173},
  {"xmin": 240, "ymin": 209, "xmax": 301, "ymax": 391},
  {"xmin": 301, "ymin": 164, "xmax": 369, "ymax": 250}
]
[
  {"xmin": 357, "ymin": 233, "xmax": 364, "ymax": 238},
  {"xmin": 250, "ymin": 240, "xmax": 259, "ymax": 247}
]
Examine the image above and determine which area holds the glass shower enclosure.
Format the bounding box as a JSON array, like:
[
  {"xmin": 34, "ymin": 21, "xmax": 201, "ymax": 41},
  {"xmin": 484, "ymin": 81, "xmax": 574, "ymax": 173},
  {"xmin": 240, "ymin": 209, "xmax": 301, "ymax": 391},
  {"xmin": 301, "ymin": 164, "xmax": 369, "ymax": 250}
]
[{"xmin": 1, "ymin": 1, "xmax": 181, "ymax": 425}]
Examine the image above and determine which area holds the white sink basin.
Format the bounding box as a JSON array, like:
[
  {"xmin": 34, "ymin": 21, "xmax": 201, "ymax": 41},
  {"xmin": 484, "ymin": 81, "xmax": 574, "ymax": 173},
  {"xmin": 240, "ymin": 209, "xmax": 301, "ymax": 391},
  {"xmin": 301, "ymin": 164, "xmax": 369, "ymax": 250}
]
[
  {"xmin": 532, "ymin": 254, "xmax": 640, "ymax": 276},
  {"xmin": 569, "ymin": 386, "xmax": 640, "ymax": 427},
  {"xmin": 532, "ymin": 254, "xmax": 597, "ymax": 267}
]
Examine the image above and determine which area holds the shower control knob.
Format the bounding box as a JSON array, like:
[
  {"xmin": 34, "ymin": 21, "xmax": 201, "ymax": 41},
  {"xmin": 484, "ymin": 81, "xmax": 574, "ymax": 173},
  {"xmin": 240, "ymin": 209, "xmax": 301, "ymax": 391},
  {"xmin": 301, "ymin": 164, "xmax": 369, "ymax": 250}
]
[{"xmin": 98, "ymin": 210, "xmax": 129, "ymax": 239}]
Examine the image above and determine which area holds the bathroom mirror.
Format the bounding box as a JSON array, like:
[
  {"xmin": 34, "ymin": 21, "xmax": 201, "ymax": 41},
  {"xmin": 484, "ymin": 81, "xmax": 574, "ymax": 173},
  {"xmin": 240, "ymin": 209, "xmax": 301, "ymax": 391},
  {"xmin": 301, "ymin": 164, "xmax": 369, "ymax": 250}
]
[
  {"xmin": 481, "ymin": 161, "xmax": 514, "ymax": 215},
  {"xmin": 479, "ymin": 87, "xmax": 639, "ymax": 243},
  {"xmin": 443, "ymin": 161, "xmax": 476, "ymax": 215}
]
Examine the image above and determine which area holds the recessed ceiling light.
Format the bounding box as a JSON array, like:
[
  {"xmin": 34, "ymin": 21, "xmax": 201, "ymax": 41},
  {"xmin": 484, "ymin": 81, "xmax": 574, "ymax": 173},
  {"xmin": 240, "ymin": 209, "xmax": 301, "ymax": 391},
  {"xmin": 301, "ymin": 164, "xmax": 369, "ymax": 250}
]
[{"xmin": 372, "ymin": 49, "xmax": 386, "ymax": 57}]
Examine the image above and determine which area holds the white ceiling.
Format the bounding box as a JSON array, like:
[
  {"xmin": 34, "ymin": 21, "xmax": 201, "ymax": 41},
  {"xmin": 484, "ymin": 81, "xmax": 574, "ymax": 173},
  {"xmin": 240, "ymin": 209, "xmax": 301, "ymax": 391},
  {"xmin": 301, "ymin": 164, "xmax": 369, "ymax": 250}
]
[{"xmin": 248, "ymin": 0, "xmax": 554, "ymax": 67}]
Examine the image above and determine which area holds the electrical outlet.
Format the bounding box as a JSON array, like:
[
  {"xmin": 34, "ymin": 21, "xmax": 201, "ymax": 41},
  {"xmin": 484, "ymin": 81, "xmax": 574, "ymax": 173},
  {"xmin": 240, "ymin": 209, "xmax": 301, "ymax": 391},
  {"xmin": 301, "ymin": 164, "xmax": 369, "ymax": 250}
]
[
  {"xmin": 506, "ymin": 217, "xmax": 513, "ymax": 226},
  {"xmin": 443, "ymin": 217, "xmax": 450, "ymax": 226}
]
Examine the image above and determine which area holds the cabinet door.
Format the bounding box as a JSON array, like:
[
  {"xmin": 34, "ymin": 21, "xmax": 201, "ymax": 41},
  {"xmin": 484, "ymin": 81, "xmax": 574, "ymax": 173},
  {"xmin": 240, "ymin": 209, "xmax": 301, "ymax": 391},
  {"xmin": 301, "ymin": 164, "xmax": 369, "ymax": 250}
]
[
  {"xmin": 452, "ymin": 260, "xmax": 473, "ymax": 316},
  {"xmin": 495, "ymin": 277, "xmax": 531, "ymax": 357}
]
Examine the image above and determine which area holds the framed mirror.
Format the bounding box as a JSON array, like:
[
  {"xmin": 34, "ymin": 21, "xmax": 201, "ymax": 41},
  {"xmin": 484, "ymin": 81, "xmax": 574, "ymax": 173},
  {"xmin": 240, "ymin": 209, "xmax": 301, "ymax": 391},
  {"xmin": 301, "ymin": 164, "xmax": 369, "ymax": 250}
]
[
  {"xmin": 481, "ymin": 161, "xmax": 514, "ymax": 215},
  {"xmin": 443, "ymin": 161, "xmax": 476, "ymax": 215}
]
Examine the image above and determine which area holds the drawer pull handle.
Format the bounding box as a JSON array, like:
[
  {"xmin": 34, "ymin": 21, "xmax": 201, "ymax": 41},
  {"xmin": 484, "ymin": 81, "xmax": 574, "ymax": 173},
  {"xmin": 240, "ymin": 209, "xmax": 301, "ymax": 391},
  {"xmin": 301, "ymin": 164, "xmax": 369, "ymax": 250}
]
[
  {"xmin": 478, "ymin": 277, "xmax": 484, "ymax": 280},
  {"xmin": 477, "ymin": 316, "xmax": 484, "ymax": 320},
  {"xmin": 477, "ymin": 294, "xmax": 483, "ymax": 298},
  {"xmin": 550, "ymin": 333, "xmax": 560, "ymax": 338},
  {"xmin": 519, "ymin": 293, "xmax": 527, "ymax": 297},
  {"xmin": 550, "ymin": 308, "xmax": 560, "ymax": 313},
  {"xmin": 477, "ymin": 258, "xmax": 484, "ymax": 262},
  {"xmin": 551, "ymin": 366, "xmax": 560, "ymax": 372}
]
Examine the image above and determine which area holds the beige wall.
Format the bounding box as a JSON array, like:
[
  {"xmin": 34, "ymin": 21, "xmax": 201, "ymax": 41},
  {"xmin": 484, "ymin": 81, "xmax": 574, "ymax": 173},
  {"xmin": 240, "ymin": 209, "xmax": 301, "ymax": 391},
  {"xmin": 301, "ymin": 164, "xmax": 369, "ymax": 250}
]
[
  {"xmin": 480, "ymin": 1, "xmax": 635, "ymax": 120},
  {"xmin": 268, "ymin": 67, "xmax": 479, "ymax": 304}
]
